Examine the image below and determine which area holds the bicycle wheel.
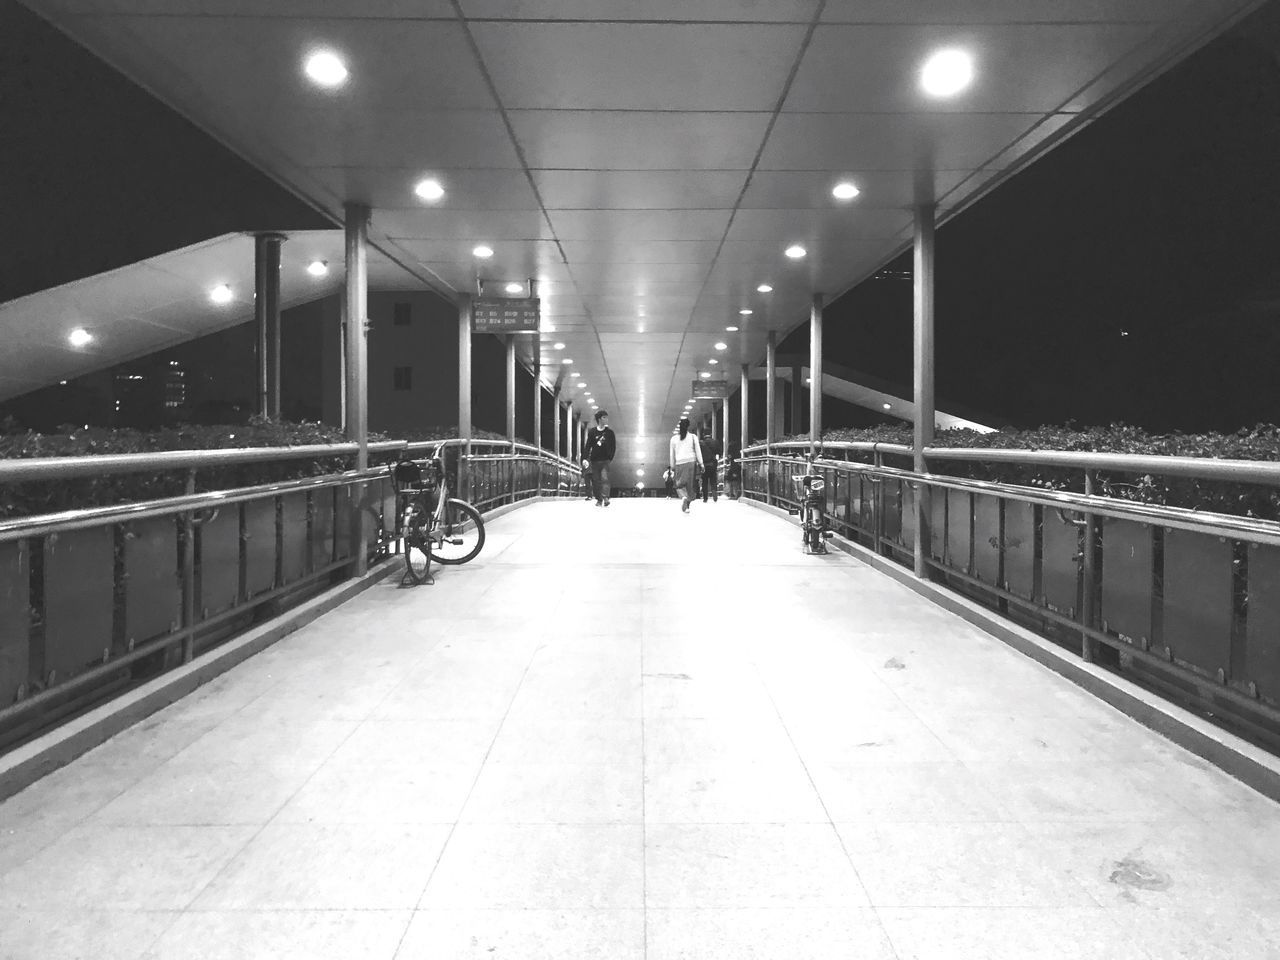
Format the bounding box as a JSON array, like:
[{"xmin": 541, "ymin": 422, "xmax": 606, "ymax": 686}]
[
  {"xmin": 403, "ymin": 530, "xmax": 432, "ymax": 584},
  {"xmin": 430, "ymin": 498, "xmax": 486, "ymax": 565}
]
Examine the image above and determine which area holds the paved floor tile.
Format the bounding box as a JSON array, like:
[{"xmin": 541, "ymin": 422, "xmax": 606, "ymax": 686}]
[
  {"xmin": 397, "ymin": 908, "xmax": 644, "ymax": 959},
  {"xmin": 141, "ymin": 910, "xmax": 412, "ymax": 960}
]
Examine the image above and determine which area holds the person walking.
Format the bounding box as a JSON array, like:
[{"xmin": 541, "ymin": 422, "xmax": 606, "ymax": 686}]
[
  {"xmin": 668, "ymin": 416, "xmax": 703, "ymax": 514},
  {"xmin": 584, "ymin": 409, "xmax": 616, "ymax": 506},
  {"xmin": 725, "ymin": 443, "xmax": 743, "ymax": 499},
  {"xmin": 699, "ymin": 428, "xmax": 722, "ymax": 503}
]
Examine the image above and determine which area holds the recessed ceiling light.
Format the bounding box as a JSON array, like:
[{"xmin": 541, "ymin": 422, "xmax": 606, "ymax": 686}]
[
  {"xmin": 714, "ymin": 342, "xmax": 727, "ymax": 351},
  {"xmin": 304, "ymin": 49, "xmax": 348, "ymax": 88},
  {"xmin": 210, "ymin": 284, "xmax": 233, "ymax": 304},
  {"xmin": 882, "ymin": 403, "xmax": 892, "ymax": 409},
  {"xmin": 414, "ymin": 178, "xmax": 444, "ymax": 201},
  {"xmin": 725, "ymin": 325, "xmax": 739, "ymax": 332},
  {"xmin": 785, "ymin": 245, "xmax": 806, "ymax": 259},
  {"xmin": 739, "ymin": 309, "xmax": 753, "ymax": 316},
  {"xmin": 561, "ymin": 358, "xmax": 572, "ymax": 364},
  {"xmin": 921, "ymin": 48, "xmax": 974, "ymax": 98},
  {"xmin": 709, "ymin": 358, "xmax": 719, "ymax": 365},
  {"xmin": 832, "ymin": 181, "xmax": 860, "ymax": 200},
  {"xmin": 67, "ymin": 328, "xmax": 93, "ymax": 347},
  {"xmin": 306, "ymin": 260, "xmax": 328, "ymax": 277},
  {"xmin": 757, "ymin": 283, "xmax": 773, "ymax": 293},
  {"xmin": 700, "ymin": 372, "xmax": 711, "ymax": 379},
  {"xmin": 472, "ymin": 245, "xmax": 494, "ymax": 258},
  {"xmin": 553, "ymin": 342, "xmax": 565, "ymax": 350},
  {"xmin": 635, "ymin": 468, "xmax": 644, "ymax": 477},
  {"xmin": 570, "ymin": 371, "xmax": 580, "ymax": 378},
  {"xmin": 505, "ymin": 282, "xmax": 523, "ymax": 294}
]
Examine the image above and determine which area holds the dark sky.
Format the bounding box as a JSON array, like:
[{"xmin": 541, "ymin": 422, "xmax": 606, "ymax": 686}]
[
  {"xmin": 782, "ymin": 0, "xmax": 1280, "ymax": 433},
  {"xmin": 5, "ymin": 0, "xmax": 1280, "ymax": 432}
]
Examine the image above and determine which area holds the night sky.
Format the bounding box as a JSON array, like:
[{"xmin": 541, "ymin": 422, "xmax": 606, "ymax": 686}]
[{"xmin": 4, "ymin": 0, "xmax": 1280, "ymax": 433}]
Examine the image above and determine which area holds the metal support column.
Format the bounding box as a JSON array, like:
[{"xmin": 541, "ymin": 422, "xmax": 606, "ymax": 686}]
[
  {"xmin": 740, "ymin": 364, "xmax": 749, "ymax": 456},
  {"xmin": 458, "ymin": 294, "xmax": 473, "ymax": 504},
  {"xmin": 343, "ymin": 204, "xmax": 369, "ymax": 576},
  {"xmin": 533, "ymin": 359, "xmax": 542, "ymax": 451},
  {"xmin": 255, "ymin": 232, "xmax": 285, "ymax": 420},
  {"xmin": 553, "ymin": 393, "xmax": 561, "ymax": 459},
  {"xmin": 913, "ymin": 203, "xmax": 936, "ymax": 579},
  {"xmin": 810, "ymin": 294, "xmax": 823, "ymax": 459},
  {"xmin": 791, "ymin": 364, "xmax": 802, "ymax": 435},
  {"xmin": 505, "ymin": 335, "xmax": 516, "ymax": 443},
  {"xmin": 766, "ymin": 330, "xmax": 776, "ymax": 504},
  {"xmin": 1082, "ymin": 469, "xmax": 1100, "ymax": 662}
]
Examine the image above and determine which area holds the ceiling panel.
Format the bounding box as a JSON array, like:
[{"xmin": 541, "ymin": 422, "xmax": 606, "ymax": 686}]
[
  {"xmin": 533, "ymin": 170, "xmax": 749, "ymax": 210},
  {"xmin": 740, "ymin": 169, "xmax": 971, "ymax": 209},
  {"xmin": 789, "ymin": 23, "xmax": 1158, "ymax": 113},
  {"xmin": 378, "ymin": 209, "xmax": 552, "ymax": 241},
  {"xmin": 472, "ymin": 22, "xmax": 806, "ymax": 111},
  {"xmin": 50, "ymin": 0, "xmax": 457, "ymax": 14},
  {"xmin": 726, "ymin": 207, "xmax": 912, "ymax": 243},
  {"xmin": 759, "ymin": 111, "xmax": 1064, "ymax": 172},
  {"xmin": 462, "ymin": 0, "xmax": 820, "ymax": 21},
  {"xmin": 569, "ymin": 262, "xmax": 712, "ymax": 285},
  {"xmin": 820, "ymin": 0, "xmax": 1207, "ymax": 23},
  {"xmin": 547, "ymin": 210, "xmax": 733, "ymax": 242},
  {"xmin": 558, "ymin": 241, "xmax": 725, "ymax": 265},
  {"xmin": 309, "ymin": 167, "xmax": 541, "ymax": 211},
  {"xmin": 392, "ymin": 238, "xmax": 564, "ymax": 269},
  {"xmin": 508, "ymin": 112, "xmax": 772, "ymax": 170}
]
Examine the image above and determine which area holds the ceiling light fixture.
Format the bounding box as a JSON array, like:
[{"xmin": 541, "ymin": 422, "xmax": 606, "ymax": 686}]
[
  {"xmin": 472, "ymin": 245, "xmax": 494, "ymax": 258},
  {"xmin": 700, "ymin": 372, "xmax": 711, "ymax": 379},
  {"xmin": 785, "ymin": 245, "xmax": 807, "ymax": 259},
  {"xmin": 504, "ymin": 282, "xmax": 523, "ymax": 294},
  {"xmin": 832, "ymin": 181, "xmax": 860, "ymax": 200},
  {"xmin": 561, "ymin": 358, "xmax": 572, "ymax": 364},
  {"xmin": 921, "ymin": 48, "xmax": 974, "ymax": 98},
  {"xmin": 304, "ymin": 49, "xmax": 348, "ymax": 88},
  {"xmin": 739, "ymin": 309, "xmax": 753, "ymax": 316},
  {"xmin": 757, "ymin": 284, "xmax": 773, "ymax": 293},
  {"xmin": 210, "ymin": 284, "xmax": 233, "ymax": 304},
  {"xmin": 708, "ymin": 359, "xmax": 719, "ymax": 365},
  {"xmin": 414, "ymin": 178, "xmax": 444, "ymax": 201},
  {"xmin": 882, "ymin": 403, "xmax": 892, "ymax": 409},
  {"xmin": 67, "ymin": 328, "xmax": 93, "ymax": 347},
  {"xmin": 306, "ymin": 260, "xmax": 328, "ymax": 277},
  {"xmin": 553, "ymin": 342, "xmax": 565, "ymax": 350},
  {"xmin": 725, "ymin": 325, "xmax": 739, "ymax": 332},
  {"xmin": 714, "ymin": 342, "xmax": 727, "ymax": 351}
]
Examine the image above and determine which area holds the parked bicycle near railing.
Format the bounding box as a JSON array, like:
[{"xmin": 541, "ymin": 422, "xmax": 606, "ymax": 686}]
[
  {"xmin": 392, "ymin": 443, "xmax": 485, "ymax": 585},
  {"xmin": 788, "ymin": 447, "xmax": 834, "ymax": 554}
]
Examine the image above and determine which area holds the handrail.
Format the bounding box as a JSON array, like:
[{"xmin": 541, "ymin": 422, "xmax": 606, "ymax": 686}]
[
  {"xmin": 923, "ymin": 446, "xmax": 1280, "ymax": 485},
  {"xmin": 742, "ymin": 439, "xmax": 1280, "ymax": 486},
  {"xmin": 0, "ymin": 439, "xmax": 406, "ymax": 483},
  {"xmin": 0, "ymin": 467, "xmax": 387, "ymax": 544}
]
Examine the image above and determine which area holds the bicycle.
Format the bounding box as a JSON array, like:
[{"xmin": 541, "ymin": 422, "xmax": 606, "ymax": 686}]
[
  {"xmin": 789, "ymin": 449, "xmax": 834, "ymax": 555},
  {"xmin": 391, "ymin": 444, "xmax": 486, "ymax": 585}
]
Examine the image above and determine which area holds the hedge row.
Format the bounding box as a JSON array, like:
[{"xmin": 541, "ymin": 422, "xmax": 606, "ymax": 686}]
[
  {"xmin": 0, "ymin": 418, "xmax": 507, "ymax": 519},
  {"xmin": 771, "ymin": 423, "xmax": 1280, "ymax": 521}
]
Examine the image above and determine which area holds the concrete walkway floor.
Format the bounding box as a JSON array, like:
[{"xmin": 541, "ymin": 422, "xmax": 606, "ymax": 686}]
[{"xmin": 1, "ymin": 497, "xmax": 1279, "ymax": 959}]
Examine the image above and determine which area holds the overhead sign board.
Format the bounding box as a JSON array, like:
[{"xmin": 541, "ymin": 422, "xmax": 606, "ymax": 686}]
[
  {"xmin": 472, "ymin": 298, "xmax": 540, "ymax": 334},
  {"xmin": 691, "ymin": 379, "xmax": 728, "ymax": 399}
]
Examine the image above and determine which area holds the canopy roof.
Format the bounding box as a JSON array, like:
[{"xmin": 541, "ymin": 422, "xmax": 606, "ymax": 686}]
[{"xmin": 16, "ymin": 0, "xmax": 1260, "ymax": 470}]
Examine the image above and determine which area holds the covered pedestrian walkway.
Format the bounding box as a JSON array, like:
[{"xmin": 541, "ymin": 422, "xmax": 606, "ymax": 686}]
[{"xmin": 2, "ymin": 498, "xmax": 1278, "ymax": 959}]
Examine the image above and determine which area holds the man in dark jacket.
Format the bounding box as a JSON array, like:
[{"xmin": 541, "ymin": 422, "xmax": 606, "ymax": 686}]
[
  {"xmin": 583, "ymin": 409, "xmax": 616, "ymax": 506},
  {"xmin": 699, "ymin": 430, "xmax": 722, "ymax": 503}
]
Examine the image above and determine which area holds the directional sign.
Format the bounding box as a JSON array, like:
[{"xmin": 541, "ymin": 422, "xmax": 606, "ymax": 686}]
[
  {"xmin": 472, "ymin": 298, "xmax": 540, "ymax": 334},
  {"xmin": 692, "ymin": 379, "xmax": 728, "ymax": 399}
]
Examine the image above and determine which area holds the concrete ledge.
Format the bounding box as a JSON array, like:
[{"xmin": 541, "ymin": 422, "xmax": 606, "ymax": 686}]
[
  {"xmin": 740, "ymin": 495, "xmax": 1280, "ymax": 803},
  {"xmin": 0, "ymin": 559, "xmax": 401, "ymax": 802}
]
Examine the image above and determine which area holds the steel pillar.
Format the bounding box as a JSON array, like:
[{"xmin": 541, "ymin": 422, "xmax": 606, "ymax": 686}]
[
  {"xmin": 255, "ymin": 232, "xmax": 285, "ymax": 420},
  {"xmin": 343, "ymin": 204, "xmax": 369, "ymax": 576},
  {"xmin": 791, "ymin": 364, "xmax": 803, "ymax": 435},
  {"xmin": 810, "ymin": 294, "xmax": 823, "ymax": 459},
  {"xmin": 913, "ymin": 204, "xmax": 936, "ymax": 579},
  {"xmin": 553, "ymin": 393, "xmax": 561, "ymax": 458},
  {"xmin": 533, "ymin": 357, "xmax": 542, "ymax": 450},
  {"xmin": 505, "ymin": 335, "xmax": 516, "ymax": 443},
  {"xmin": 459, "ymin": 294, "xmax": 473, "ymax": 502},
  {"xmin": 740, "ymin": 364, "xmax": 749, "ymax": 455}
]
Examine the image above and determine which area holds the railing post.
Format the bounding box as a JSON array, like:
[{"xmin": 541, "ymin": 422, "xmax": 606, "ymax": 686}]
[
  {"xmin": 1082, "ymin": 469, "xmax": 1100, "ymax": 662},
  {"xmin": 873, "ymin": 449, "xmax": 884, "ymax": 556},
  {"xmin": 459, "ymin": 295, "xmax": 473, "ymax": 505}
]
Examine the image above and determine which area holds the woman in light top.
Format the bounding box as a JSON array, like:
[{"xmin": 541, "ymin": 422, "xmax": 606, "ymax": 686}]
[{"xmin": 668, "ymin": 416, "xmax": 704, "ymax": 514}]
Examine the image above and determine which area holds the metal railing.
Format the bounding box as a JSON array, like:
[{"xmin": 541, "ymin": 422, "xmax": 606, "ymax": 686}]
[
  {"xmin": 0, "ymin": 437, "xmax": 581, "ymax": 750},
  {"xmin": 741, "ymin": 439, "xmax": 1280, "ymax": 749}
]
